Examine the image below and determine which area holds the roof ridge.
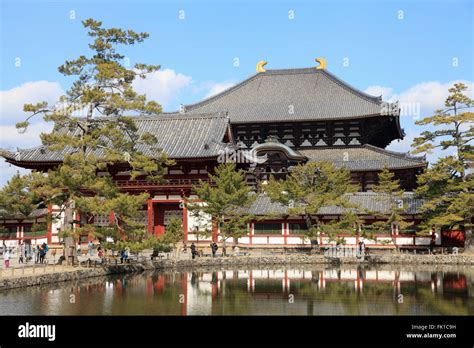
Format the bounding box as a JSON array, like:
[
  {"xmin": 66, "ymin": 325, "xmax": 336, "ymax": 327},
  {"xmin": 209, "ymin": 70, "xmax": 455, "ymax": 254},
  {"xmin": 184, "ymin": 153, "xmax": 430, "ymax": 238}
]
[
  {"xmin": 363, "ymin": 144, "xmax": 426, "ymax": 163},
  {"xmin": 58, "ymin": 113, "xmax": 229, "ymax": 122},
  {"xmin": 252, "ymin": 67, "xmax": 384, "ymax": 104},
  {"xmin": 183, "ymin": 67, "xmax": 390, "ymax": 114},
  {"xmin": 347, "ymin": 192, "xmax": 416, "ymax": 196},
  {"xmin": 319, "ymin": 70, "xmax": 383, "ymax": 104},
  {"xmin": 139, "ymin": 112, "xmax": 229, "ymax": 121}
]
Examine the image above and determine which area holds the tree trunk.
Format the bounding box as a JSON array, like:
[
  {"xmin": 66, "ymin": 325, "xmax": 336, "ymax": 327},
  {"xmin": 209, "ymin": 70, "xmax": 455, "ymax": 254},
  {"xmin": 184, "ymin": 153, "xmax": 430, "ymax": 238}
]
[{"xmin": 465, "ymin": 227, "xmax": 473, "ymax": 250}]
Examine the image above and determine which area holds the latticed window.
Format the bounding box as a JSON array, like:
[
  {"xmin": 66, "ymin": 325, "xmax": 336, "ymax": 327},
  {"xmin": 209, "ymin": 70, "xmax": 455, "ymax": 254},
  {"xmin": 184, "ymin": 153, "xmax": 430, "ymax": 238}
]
[
  {"xmin": 363, "ymin": 224, "xmax": 391, "ymax": 235},
  {"xmin": 289, "ymin": 223, "xmax": 308, "ymax": 234},
  {"xmin": 93, "ymin": 214, "xmax": 110, "ymax": 227},
  {"xmin": 253, "ymin": 223, "xmax": 282, "ymax": 235},
  {"xmin": 131, "ymin": 210, "xmax": 148, "ymax": 225}
]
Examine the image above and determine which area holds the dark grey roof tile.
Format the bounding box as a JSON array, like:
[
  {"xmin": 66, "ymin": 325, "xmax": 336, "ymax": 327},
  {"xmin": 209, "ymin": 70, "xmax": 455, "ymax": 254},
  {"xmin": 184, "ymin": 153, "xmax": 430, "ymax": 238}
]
[
  {"xmin": 247, "ymin": 192, "xmax": 422, "ymax": 216},
  {"xmin": 184, "ymin": 68, "xmax": 396, "ymax": 123},
  {"xmin": 2, "ymin": 113, "xmax": 230, "ymax": 162},
  {"xmin": 299, "ymin": 144, "xmax": 426, "ymax": 170}
]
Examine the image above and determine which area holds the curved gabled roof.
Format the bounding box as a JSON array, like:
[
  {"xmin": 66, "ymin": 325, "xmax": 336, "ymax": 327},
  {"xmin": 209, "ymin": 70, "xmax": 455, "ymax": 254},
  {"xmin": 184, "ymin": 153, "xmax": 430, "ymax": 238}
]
[
  {"xmin": 184, "ymin": 68, "xmax": 398, "ymax": 124},
  {"xmin": 299, "ymin": 144, "xmax": 426, "ymax": 171},
  {"xmin": 248, "ymin": 192, "xmax": 423, "ymax": 216},
  {"xmin": 1, "ymin": 113, "xmax": 230, "ymax": 166}
]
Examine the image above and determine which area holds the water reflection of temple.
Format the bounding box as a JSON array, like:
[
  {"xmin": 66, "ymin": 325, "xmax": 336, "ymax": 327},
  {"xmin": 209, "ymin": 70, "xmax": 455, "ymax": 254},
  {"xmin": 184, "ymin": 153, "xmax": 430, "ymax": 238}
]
[
  {"xmin": 1, "ymin": 267, "xmax": 470, "ymax": 315},
  {"xmin": 144, "ymin": 268, "xmax": 470, "ymax": 315}
]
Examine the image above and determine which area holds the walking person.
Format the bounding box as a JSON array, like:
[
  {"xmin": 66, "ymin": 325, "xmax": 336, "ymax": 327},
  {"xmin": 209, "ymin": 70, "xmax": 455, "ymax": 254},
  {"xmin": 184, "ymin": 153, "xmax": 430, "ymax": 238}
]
[
  {"xmin": 34, "ymin": 245, "xmax": 40, "ymax": 264},
  {"xmin": 88, "ymin": 240, "xmax": 94, "ymax": 256},
  {"xmin": 190, "ymin": 242, "xmax": 197, "ymax": 260},
  {"xmin": 97, "ymin": 246, "xmax": 104, "ymax": 263},
  {"xmin": 210, "ymin": 242, "xmax": 218, "ymax": 257},
  {"xmin": 359, "ymin": 240, "xmax": 365, "ymax": 256},
  {"xmin": 39, "ymin": 243, "xmax": 48, "ymax": 264},
  {"xmin": 4, "ymin": 248, "xmax": 11, "ymax": 268},
  {"xmin": 430, "ymin": 231, "xmax": 437, "ymax": 254},
  {"xmin": 18, "ymin": 241, "xmax": 25, "ymax": 264},
  {"xmin": 119, "ymin": 249, "xmax": 125, "ymax": 264},
  {"xmin": 25, "ymin": 243, "xmax": 32, "ymax": 262}
]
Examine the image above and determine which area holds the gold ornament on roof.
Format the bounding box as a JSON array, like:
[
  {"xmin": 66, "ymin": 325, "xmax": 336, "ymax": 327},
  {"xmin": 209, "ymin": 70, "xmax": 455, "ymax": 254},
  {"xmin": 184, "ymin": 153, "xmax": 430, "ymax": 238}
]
[
  {"xmin": 256, "ymin": 60, "xmax": 267, "ymax": 73},
  {"xmin": 315, "ymin": 57, "xmax": 327, "ymax": 70}
]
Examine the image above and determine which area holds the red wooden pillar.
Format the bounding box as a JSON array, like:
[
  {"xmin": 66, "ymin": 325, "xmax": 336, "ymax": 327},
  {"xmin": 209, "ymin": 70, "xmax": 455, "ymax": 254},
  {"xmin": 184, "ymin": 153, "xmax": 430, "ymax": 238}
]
[
  {"xmin": 156, "ymin": 208, "xmax": 165, "ymax": 236},
  {"xmin": 212, "ymin": 220, "xmax": 218, "ymax": 243},
  {"xmin": 182, "ymin": 203, "xmax": 188, "ymax": 243},
  {"xmin": 47, "ymin": 204, "xmax": 53, "ymax": 244},
  {"xmin": 211, "ymin": 272, "xmax": 218, "ymax": 299},
  {"xmin": 283, "ymin": 221, "xmax": 287, "ymax": 245},
  {"xmin": 109, "ymin": 211, "xmax": 115, "ymax": 225},
  {"xmin": 147, "ymin": 199, "xmax": 153, "ymax": 234}
]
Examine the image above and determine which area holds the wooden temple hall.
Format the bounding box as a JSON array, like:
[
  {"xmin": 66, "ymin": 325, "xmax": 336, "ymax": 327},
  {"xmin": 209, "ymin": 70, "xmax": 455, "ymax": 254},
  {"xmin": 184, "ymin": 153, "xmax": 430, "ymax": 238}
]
[{"xmin": 2, "ymin": 60, "xmax": 433, "ymax": 249}]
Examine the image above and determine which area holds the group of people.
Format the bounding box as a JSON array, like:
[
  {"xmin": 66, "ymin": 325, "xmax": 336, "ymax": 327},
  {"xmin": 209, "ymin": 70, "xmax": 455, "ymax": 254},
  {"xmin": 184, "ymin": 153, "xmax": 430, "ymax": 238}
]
[
  {"xmin": 77, "ymin": 241, "xmax": 108, "ymax": 263},
  {"xmin": 189, "ymin": 242, "xmax": 239, "ymax": 259},
  {"xmin": 358, "ymin": 240, "xmax": 367, "ymax": 257},
  {"xmin": 2, "ymin": 241, "xmax": 49, "ymax": 268}
]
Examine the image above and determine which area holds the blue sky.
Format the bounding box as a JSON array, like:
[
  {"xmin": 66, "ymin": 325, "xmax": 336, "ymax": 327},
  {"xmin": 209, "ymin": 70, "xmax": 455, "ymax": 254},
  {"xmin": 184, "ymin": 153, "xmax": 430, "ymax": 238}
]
[{"xmin": 0, "ymin": 0, "xmax": 473, "ymax": 185}]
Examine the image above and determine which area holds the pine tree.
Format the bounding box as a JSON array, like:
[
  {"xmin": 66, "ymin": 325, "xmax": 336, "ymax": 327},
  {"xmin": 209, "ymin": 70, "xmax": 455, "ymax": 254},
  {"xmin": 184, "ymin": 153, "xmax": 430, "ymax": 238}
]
[
  {"xmin": 411, "ymin": 83, "xmax": 474, "ymax": 245},
  {"xmin": 189, "ymin": 163, "xmax": 255, "ymax": 254},
  {"xmin": 370, "ymin": 167, "xmax": 413, "ymax": 237},
  {"xmin": 266, "ymin": 161, "xmax": 360, "ymax": 244},
  {"xmin": 3, "ymin": 18, "xmax": 173, "ymax": 245},
  {"xmin": 0, "ymin": 173, "xmax": 37, "ymax": 218}
]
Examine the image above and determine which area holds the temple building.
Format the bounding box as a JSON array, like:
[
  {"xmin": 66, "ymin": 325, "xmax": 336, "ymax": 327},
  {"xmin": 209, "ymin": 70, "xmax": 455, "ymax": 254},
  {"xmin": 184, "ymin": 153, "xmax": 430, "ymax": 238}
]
[{"xmin": 4, "ymin": 61, "xmax": 450, "ymax": 249}]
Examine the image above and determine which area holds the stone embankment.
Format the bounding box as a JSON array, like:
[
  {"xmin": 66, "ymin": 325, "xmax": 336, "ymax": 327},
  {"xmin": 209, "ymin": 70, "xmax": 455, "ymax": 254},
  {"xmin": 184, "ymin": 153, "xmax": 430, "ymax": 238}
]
[{"xmin": 1, "ymin": 254, "xmax": 473, "ymax": 291}]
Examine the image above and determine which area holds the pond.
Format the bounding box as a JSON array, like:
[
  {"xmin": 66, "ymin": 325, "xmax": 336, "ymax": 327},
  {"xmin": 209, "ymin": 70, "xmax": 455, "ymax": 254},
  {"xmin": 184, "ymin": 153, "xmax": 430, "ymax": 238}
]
[{"xmin": 1, "ymin": 264, "xmax": 473, "ymax": 315}]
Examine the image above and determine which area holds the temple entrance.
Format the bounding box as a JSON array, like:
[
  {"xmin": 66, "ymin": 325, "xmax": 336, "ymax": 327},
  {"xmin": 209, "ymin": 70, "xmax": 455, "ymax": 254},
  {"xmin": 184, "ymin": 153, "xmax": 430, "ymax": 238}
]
[
  {"xmin": 147, "ymin": 200, "xmax": 188, "ymax": 239},
  {"xmin": 152, "ymin": 203, "xmax": 183, "ymax": 236}
]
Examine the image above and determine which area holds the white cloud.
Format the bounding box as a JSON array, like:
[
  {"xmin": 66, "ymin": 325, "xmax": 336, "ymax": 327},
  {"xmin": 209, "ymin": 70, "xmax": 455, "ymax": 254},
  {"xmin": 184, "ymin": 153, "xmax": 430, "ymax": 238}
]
[
  {"xmin": 132, "ymin": 69, "xmax": 192, "ymax": 109},
  {"xmin": 0, "ymin": 122, "xmax": 53, "ymax": 149},
  {"xmin": 0, "ymin": 81, "xmax": 63, "ymax": 123},
  {"xmin": 204, "ymin": 82, "xmax": 236, "ymax": 99},
  {"xmin": 0, "ymin": 160, "xmax": 29, "ymax": 187},
  {"xmin": 366, "ymin": 80, "xmax": 474, "ymax": 116},
  {"xmin": 383, "ymin": 80, "xmax": 474, "ymax": 165},
  {"xmin": 364, "ymin": 86, "xmax": 393, "ymax": 99}
]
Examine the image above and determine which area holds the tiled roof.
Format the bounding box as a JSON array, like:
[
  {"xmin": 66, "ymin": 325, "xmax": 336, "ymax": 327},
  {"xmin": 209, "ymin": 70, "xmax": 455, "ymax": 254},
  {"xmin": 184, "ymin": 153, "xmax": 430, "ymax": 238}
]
[
  {"xmin": 299, "ymin": 144, "xmax": 426, "ymax": 170},
  {"xmin": 0, "ymin": 208, "xmax": 48, "ymax": 220},
  {"xmin": 1, "ymin": 113, "xmax": 230, "ymax": 163},
  {"xmin": 184, "ymin": 68, "xmax": 397, "ymax": 123},
  {"xmin": 248, "ymin": 192, "xmax": 423, "ymax": 216}
]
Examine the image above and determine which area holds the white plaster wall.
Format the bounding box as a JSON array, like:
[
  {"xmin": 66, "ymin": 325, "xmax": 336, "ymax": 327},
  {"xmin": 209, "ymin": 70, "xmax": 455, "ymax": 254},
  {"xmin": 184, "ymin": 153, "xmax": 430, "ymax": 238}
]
[
  {"xmin": 251, "ymin": 237, "xmax": 268, "ymax": 244},
  {"xmin": 187, "ymin": 203, "xmax": 212, "ymax": 233},
  {"xmin": 415, "ymin": 237, "xmax": 431, "ymax": 245},
  {"xmin": 237, "ymin": 237, "xmax": 250, "ymax": 244},
  {"xmin": 268, "ymin": 237, "xmax": 285, "ymax": 244},
  {"xmin": 286, "ymin": 237, "xmax": 305, "ymax": 244},
  {"xmin": 395, "ymin": 238, "xmax": 414, "ymax": 245}
]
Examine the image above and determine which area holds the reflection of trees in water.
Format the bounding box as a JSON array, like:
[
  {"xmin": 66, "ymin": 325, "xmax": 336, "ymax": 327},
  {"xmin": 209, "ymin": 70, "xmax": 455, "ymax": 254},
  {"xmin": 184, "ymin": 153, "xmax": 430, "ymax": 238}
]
[{"xmin": 1, "ymin": 266, "xmax": 473, "ymax": 315}]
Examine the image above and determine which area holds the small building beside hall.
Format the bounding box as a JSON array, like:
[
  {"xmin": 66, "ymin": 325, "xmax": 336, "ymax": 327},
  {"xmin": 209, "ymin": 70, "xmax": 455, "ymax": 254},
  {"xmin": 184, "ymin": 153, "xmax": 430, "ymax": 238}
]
[{"xmin": 3, "ymin": 62, "xmax": 457, "ymax": 249}]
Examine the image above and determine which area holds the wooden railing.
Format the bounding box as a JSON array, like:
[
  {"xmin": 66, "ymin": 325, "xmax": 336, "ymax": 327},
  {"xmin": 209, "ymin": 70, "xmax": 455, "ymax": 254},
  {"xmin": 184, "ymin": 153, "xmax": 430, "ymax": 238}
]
[{"xmin": 24, "ymin": 231, "xmax": 48, "ymax": 237}]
